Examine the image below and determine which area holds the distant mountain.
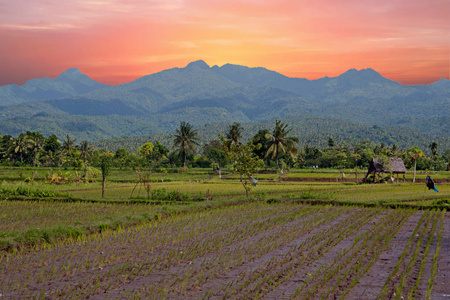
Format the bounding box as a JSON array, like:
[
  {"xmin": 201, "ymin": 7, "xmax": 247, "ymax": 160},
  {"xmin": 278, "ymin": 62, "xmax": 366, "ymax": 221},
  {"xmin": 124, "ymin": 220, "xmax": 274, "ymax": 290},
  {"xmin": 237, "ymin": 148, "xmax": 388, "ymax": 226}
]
[
  {"xmin": 0, "ymin": 68, "xmax": 109, "ymax": 106},
  {"xmin": 0, "ymin": 61, "xmax": 448, "ymax": 147}
]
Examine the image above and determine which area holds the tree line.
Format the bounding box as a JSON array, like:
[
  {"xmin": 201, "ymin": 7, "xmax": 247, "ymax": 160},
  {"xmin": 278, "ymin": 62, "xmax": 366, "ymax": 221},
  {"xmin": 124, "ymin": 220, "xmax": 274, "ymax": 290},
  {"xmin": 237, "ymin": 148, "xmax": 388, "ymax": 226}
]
[{"xmin": 1, "ymin": 121, "xmax": 449, "ymax": 173}]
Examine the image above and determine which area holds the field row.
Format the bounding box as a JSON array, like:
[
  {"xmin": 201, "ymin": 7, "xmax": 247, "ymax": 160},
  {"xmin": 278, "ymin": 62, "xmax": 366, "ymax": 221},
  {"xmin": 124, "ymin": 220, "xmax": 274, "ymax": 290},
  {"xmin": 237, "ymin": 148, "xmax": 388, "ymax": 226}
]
[{"xmin": 1, "ymin": 203, "xmax": 447, "ymax": 299}]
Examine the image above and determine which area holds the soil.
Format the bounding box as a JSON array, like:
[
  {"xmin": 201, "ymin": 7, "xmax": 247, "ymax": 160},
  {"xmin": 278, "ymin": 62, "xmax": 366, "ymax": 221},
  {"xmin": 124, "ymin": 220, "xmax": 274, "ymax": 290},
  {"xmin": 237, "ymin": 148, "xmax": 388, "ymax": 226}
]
[{"xmin": 2, "ymin": 206, "xmax": 449, "ymax": 299}]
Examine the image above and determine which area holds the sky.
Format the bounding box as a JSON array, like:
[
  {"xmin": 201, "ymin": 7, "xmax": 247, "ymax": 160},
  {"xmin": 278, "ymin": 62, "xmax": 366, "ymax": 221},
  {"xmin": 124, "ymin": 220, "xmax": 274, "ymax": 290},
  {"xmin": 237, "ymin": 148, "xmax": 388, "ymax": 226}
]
[{"xmin": 0, "ymin": 0, "xmax": 449, "ymax": 86}]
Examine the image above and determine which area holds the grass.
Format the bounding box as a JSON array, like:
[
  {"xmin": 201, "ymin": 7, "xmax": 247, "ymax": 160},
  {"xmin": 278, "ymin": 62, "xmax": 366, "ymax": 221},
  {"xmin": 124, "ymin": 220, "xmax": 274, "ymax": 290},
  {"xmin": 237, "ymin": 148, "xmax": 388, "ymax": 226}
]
[
  {"xmin": 0, "ymin": 164, "xmax": 448, "ymax": 298},
  {"xmin": 0, "ymin": 166, "xmax": 448, "ymax": 252}
]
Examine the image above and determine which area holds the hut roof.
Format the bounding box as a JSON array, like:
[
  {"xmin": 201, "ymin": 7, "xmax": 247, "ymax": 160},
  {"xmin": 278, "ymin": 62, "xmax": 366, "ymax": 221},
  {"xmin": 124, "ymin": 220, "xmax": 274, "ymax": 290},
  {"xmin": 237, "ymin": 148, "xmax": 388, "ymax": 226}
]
[
  {"xmin": 389, "ymin": 157, "xmax": 407, "ymax": 173},
  {"xmin": 367, "ymin": 157, "xmax": 406, "ymax": 174}
]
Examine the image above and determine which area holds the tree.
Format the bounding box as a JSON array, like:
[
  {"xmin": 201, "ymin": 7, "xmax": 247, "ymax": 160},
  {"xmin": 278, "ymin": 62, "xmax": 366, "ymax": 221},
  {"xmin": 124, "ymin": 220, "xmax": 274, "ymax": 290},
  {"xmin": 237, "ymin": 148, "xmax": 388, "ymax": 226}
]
[
  {"xmin": 407, "ymin": 146, "xmax": 423, "ymax": 183},
  {"xmin": 100, "ymin": 155, "xmax": 112, "ymax": 198},
  {"xmin": 251, "ymin": 129, "xmax": 270, "ymax": 169},
  {"xmin": 391, "ymin": 143, "xmax": 399, "ymax": 156},
  {"xmin": 138, "ymin": 142, "xmax": 154, "ymax": 164},
  {"xmin": 204, "ymin": 140, "xmax": 227, "ymax": 168},
  {"xmin": 443, "ymin": 149, "xmax": 450, "ymax": 171},
  {"xmin": 79, "ymin": 141, "xmax": 92, "ymax": 163},
  {"xmin": 28, "ymin": 132, "xmax": 45, "ymax": 167},
  {"xmin": 221, "ymin": 136, "xmax": 263, "ymax": 197},
  {"xmin": 114, "ymin": 148, "xmax": 129, "ymax": 170},
  {"xmin": 41, "ymin": 149, "xmax": 63, "ymax": 168},
  {"xmin": 352, "ymin": 140, "xmax": 376, "ymax": 167},
  {"xmin": 9, "ymin": 134, "xmax": 31, "ymax": 163},
  {"xmin": 265, "ymin": 120, "xmax": 299, "ymax": 169},
  {"xmin": 429, "ymin": 142, "xmax": 438, "ymax": 159},
  {"xmin": 152, "ymin": 140, "xmax": 169, "ymax": 161},
  {"xmin": 328, "ymin": 137, "xmax": 335, "ymax": 148},
  {"xmin": 44, "ymin": 134, "xmax": 61, "ymax": 153},
  {"xmin": 173, "ymin": 121, "xmax": 199, "ymax": 168},
  {"xmin": 351, "ymin": 153, "xmax": 361, "ymax": 183},
  {"xmin": 225, "ymin": 122, "xmax": 243, "ymax": 145},
  {"xmin": 0, "ymin": 135, "xmax": 13, "ymax": 162},
  {"xmin": 62, "ymin": 134, "xmax": 76, "ymax": 167},
  {"xmin": 79, "ymin": 141, "xmax": 92, "ymax": 178}
]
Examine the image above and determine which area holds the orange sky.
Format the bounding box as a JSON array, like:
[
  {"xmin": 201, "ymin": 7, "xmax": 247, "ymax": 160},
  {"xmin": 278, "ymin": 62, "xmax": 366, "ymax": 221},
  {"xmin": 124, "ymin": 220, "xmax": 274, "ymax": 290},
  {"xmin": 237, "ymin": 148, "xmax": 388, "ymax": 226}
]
[{"xmin": 0, "ymin": 0, "xmax": 449, "ymax": 86}]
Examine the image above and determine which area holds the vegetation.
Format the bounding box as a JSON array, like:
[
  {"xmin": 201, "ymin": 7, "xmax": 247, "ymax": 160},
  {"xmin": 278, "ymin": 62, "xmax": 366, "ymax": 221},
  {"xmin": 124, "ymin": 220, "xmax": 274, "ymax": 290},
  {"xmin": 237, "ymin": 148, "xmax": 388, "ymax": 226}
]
[
  {"xmin": 1, "ymin": 64, "xmax": 449, "ymax": 297},
  {"xmin": 0, "ymin": 198, "xmax": 447, "ymax": 298},
  {"xmin": 173, "ymin": 121, "xmax": 199, "ymax": 168},
  {"xmin": 221, "ymin": 136, "xmax": 264, "ymax": 197},
  {"xmin": 265, "ymin": 120, "xmax": 299, "ymax": 169},
  {"xmin": 0, "ymin": 124, "xmax": 448, "ymax": 175}
]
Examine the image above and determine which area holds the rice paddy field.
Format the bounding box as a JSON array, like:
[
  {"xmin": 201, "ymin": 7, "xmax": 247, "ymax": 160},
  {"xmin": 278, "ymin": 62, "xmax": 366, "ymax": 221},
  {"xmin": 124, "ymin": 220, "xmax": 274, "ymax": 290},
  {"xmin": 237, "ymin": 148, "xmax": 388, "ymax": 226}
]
[{"xmin": 0, "ymin": 167, "xmax": 449, "ymax": 299}]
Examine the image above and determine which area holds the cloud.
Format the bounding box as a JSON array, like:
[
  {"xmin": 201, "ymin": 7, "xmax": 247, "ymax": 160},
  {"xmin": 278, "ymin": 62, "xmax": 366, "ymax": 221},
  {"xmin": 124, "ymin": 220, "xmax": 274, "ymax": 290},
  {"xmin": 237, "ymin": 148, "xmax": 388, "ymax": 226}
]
[{"xmin": 0, "ymin": 0, "xmax": 448, "ymax": 85}]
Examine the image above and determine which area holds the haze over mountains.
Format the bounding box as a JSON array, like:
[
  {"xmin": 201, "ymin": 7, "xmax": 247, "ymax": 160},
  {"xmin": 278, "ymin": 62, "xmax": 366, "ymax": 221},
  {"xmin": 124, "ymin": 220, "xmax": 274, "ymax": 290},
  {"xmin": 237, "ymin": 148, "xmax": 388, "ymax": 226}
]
[{"xmin": 0, "ymin": 60, "xmax": 448, "ymax": 148}]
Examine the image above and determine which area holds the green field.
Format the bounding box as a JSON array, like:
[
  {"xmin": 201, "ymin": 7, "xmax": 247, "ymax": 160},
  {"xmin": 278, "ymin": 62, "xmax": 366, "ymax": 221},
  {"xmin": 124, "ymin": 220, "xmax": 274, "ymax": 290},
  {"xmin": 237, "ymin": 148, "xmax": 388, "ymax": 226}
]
[{"xmin": 0, "ymin": 167, "xmax": 449, "ymax": 298}]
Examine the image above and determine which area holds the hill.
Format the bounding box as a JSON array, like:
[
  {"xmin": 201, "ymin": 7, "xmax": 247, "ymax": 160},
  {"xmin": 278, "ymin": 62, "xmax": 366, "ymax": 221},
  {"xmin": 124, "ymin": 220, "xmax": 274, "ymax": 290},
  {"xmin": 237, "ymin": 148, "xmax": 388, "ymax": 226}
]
[
  {"xmin": 0, "ymin": 68, "xmax": 109, "ymax": 106},
  {"xmin": 0, "ymin": 61, "xmax": 448, "ymax": 147}
]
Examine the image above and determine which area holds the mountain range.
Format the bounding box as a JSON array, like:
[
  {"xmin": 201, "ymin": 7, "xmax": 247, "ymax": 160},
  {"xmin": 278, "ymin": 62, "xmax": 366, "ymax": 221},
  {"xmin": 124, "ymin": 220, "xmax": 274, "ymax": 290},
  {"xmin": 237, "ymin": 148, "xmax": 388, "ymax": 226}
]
[{"xmin": 0, "ymin": 60, "xmax": 448, "ymax": 149}]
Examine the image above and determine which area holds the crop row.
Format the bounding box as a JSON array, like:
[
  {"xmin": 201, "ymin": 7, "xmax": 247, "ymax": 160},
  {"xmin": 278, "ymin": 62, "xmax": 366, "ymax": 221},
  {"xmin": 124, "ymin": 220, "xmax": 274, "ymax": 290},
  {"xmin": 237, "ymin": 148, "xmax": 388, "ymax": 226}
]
[
  {"xmin": 1, "ymin": 202, "xmax": 446, "ymax": 299},
  {"xmin": 378, "ymin": 209, "xmax": 445, "ymax": 300},
  {"xmin": 1, "ymin": 203, "xmax": 349, "ymax": 298}
]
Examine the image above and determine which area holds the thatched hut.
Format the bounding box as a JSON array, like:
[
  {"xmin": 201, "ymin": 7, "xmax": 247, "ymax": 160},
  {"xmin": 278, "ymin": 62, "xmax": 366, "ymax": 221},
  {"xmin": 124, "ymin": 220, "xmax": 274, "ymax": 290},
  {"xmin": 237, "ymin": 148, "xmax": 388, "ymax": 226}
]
[{"xmin": 364, "ymin": 157, "xmax": 406, "ymax": 183}]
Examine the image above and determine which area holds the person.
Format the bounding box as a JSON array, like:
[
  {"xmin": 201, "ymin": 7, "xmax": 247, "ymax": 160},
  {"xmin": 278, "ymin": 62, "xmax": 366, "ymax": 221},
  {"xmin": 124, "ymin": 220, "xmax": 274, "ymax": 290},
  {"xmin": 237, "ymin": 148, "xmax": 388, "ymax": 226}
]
[{"xmin": 426, "ymin": 175, "xmax": 438, "ymax": 192}]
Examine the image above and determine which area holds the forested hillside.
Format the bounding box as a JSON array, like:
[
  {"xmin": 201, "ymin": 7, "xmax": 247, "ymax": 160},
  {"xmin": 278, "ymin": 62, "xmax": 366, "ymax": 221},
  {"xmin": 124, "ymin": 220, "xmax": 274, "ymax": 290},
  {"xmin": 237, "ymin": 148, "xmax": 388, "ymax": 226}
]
[
  {"xmin": 92, "ymin": 115, "xmax": 447, "ymax": 154},
  {"xmin": 0, "ymin": 61, "xmax": 448, "ymax": 146}
]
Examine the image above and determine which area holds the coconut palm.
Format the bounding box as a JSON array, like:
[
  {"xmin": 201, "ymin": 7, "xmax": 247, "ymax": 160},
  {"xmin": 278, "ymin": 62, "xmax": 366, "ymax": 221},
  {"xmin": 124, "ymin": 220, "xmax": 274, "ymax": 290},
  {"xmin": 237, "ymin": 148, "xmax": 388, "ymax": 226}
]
[
  {"xmin": 41, "ymin": 149, "xmax": 63, "ymax": 168},
  {"xmin": 28, "ymin": 132, "xmax": 45, "ymax": 167},
  {"xmin": 226, "ymin": 122, "xmax": 243, "ymax": 145},
  {"xmin": 8, "ymin": 134, "xmax": 32, "ymax": 163},
  {"xmin": 265, "ymin": 120, "xmax": 299, "ymax": 170},
  {"xmin": 62, "ymin": 134, "xmax": 76, "ymax": 166},
  {"xmin": 79, "ymin": 141, "xmax": 91, "ymax": 165},
  {"xmin": 173, "ymin": 121, "xmax": 199, "ymax": 168}
]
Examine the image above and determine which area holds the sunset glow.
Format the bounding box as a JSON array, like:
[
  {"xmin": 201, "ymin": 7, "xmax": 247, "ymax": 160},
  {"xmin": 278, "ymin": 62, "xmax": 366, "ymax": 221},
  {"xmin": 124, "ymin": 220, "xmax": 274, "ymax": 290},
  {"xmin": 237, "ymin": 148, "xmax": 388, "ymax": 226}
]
[{"xmin": 0, "ymin": 0, "xmax": 448, "ymax": 86}]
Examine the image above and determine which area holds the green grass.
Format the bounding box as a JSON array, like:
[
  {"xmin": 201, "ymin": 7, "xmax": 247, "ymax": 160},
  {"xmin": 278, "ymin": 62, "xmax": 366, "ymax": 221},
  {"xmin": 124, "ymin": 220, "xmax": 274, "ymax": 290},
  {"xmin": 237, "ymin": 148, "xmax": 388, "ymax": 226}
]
[{"xmin": 0, "ymin": 166, "xmax": 448, "ymax": 252}]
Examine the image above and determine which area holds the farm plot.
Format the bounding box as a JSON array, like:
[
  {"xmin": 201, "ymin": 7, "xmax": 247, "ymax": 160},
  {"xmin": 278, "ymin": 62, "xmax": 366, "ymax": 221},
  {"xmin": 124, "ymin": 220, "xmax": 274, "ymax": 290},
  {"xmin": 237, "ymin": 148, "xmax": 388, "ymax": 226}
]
[{"xmin": 1, "ymin": 203, "xmax": 448, "ymax": 299}]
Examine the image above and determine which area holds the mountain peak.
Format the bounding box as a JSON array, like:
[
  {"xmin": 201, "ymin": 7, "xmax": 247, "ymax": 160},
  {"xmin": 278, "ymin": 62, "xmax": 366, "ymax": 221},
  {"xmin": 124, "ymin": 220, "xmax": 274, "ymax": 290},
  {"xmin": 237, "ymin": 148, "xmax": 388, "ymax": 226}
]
[
  {"xmin": 338, "ymin": 68, "xmax": 388, "ymax": 82},
  {"xmin": 185, "ymin": 60, "xmax": 210, "ymax": 70},
  {"xmin": 57, "ymin": 68, "xmax": 84, "ymax": 79}
]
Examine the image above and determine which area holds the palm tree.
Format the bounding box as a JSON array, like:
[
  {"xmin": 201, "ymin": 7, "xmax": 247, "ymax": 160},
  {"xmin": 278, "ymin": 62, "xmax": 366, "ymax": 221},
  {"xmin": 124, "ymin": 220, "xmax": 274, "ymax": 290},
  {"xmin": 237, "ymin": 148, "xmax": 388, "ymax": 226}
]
[
  {"xmin": 226, "ymin": 122, "xmax": 243, "ymax": 145},
  {"xmin": 8, "ymin": 134, "xmax": 31, "ymax": 163},
  {"xmin": 62, "ymin": 134, "xmax": 76, "ymax": 167},
  {"xmin": 41, "ymin": 149, "xmax": 63, "ymax": 168},
  {"xmin": 79, "ymin": 141, "xmax": 91, "ymax": 165},
  {"xmin": 173, "ymin": 121, "xmax": 199, "ymax": 168},
  {"xmin": 429, "ymin": 142, "xmax": 438, "ymax": 158},
  {"xmin": 265, "ymin": 120, "xmax": 299, "ymax": 170},
  {"xmin": 79, "ymin": 141, "xmax": 92, "ymax": 177},
  {"xmin": 28, "ymin": 132, "xmax": 45, "ymax": 167}
]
